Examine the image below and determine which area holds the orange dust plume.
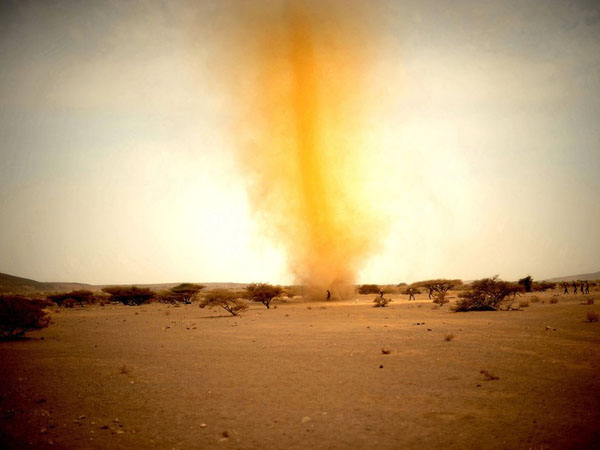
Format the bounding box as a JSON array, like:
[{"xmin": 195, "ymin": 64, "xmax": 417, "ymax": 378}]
[{"xmin": 203, "ymin": 1, "xmax": 395, "ymax": 298}]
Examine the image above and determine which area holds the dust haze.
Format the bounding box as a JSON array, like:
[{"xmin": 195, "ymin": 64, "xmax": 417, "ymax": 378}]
[{"xmin": 199, "ymin": 1, "xmax": 397, "ymax": 297}]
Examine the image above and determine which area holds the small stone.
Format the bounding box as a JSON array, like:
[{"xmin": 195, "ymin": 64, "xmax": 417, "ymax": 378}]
[
  {"xmin": 77, "ymin": 415, "xmax": 86, "ymax": 420},
  {"xmin": 40, "ymin": 428, "xmax": 47, "ymax": 434},
  {"xmin": 200, "ymin": 423, "xmax": 207, "ymax": 428},
  {"xmin": 100, "ymin": 425, "xmax": 109, "ymax": 430},
  {"xmin": 301, "ymin": 416, "xmax": 311, "ymax": 424},
  {"xmin": 116, "ymin": 430, "xmax": 125, "ymax": 434},
  {"xmin": 379, "ymin": 365, "xmax": 384, "ymax": 369}
]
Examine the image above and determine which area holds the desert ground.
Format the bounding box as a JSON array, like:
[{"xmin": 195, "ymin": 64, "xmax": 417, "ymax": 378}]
[{"xmin": 1, "ymin": 290, "xmax": 599, "ymax": 449}]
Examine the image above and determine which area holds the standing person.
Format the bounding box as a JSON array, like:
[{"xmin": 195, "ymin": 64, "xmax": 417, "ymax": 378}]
[
  {"xmin": 326, "ymin": 290, "xmax": 331, "ymax": 300},
  {"xmin": 572, "ymin": 281, "xmax": 578, "ymax": 295},
  {"xmin": 379, "ymin": 289, "xmax": 384, "ymax": 299},
  {"xmin": 580, "ymin": 280, "xmax": 585, "ymax": 295},
  {"xmin": 585, "ymin": 281, "xmax": 590, "ymax": 294},
  {"xmin": 408, "ymin": 288, "xmax": 415, "ymax": 301},
  {"xmin": 428, "ymin": 287, "xmax": 433, "ymax": 299},
  {"xmin": 563, "ymin": 282, "xmax": 569, "ymax": 295}
]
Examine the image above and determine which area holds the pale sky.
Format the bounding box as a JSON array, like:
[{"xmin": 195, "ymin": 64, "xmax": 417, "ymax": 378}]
[{"xmin": 1, "ymin": 0, "xmax": 599, "ymax": 285}]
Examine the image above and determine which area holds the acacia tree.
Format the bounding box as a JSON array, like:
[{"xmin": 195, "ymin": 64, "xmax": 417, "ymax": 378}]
[
  {"xmin": 101, "ymin": 286, "xmax": 155, "ymax": 306},
  {"xmin": 199, "ymin": 289, "xmax": 248, "ymax": 316},
  {"xmin": 454, "ymin": 276, "xmax": 520, "ymax": 311},
  {"xmin": 0, "ymin": 295, "xmax": 51, "ymax": 339},
  {"xmin": 245, "ymin": 283, "xmax": 283, "ymax": 309},
  {"xmin": 169, "ymin": 283, "xmax": 205, "ymax": 303},
  {"xmin": 413, "ymin": 279, "xmax": 462, "ymax": 305}
]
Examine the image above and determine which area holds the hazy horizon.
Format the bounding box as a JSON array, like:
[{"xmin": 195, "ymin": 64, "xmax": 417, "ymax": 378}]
[{"xmin": 1, "ymin": 0, "xmax": 599, "ymax": 286}]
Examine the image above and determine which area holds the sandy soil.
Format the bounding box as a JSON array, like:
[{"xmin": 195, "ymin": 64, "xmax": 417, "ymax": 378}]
[{"xmin": 1, "ymin": 290, "xmax": 599, "ymax": 449}]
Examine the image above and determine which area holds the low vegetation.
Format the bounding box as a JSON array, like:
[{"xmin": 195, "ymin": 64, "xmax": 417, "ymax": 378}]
[
  {"xmin": 0, "ymin": 295, "xmax": 51, "ymax": 339},
  {"xmin": 358, "ymin": 284, "xmax": 381, "ymax": 295},
  {"xmin": 373, "ymin": 297, "xmax": 391, "ymax": 307},
  {"xmin": 586, "ymin": 311, "xmax": 599, "ymax": 322},
  {"xmin": 47, "ymin": 290, "xmax": 95, "ymax": 307},
  {"xmin": 101, "ymin": 286, "xmax": 155, "ymax": 306}
]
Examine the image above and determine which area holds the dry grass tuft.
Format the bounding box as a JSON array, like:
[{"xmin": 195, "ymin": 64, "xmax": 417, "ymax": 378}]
[
  {"xmin": 586, "ymin": 298, "xmax": 594, "ymax": 305},
  {"xmin": 480, "ymin": 369, "xmax": 499, "ymax": 381},
  {"xmin": 519, "ymin": 300, "xmax": 529, "ymax": 308},
  {"xmin": 586, "ymin": 311, "xmax": 599, "ymax": 322},
  {"xmin": 530, "ymin": 296, "xmax": 540, "ymax": 303},
  {"xmin": 549, "ymin": 298, "xmax": 558, "ymax": 304}
]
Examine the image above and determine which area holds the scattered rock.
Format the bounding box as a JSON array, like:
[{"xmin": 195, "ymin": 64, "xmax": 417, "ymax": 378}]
[
  {"xmin": 381, "ymin": 348, "xmax": 391, "ymax": 355},
  {"xmin": 301, "ymin": 416, "xmax": 311, "ymax": 424},
  {"xmin": 200, "ymin": 423, "xmax": 207, "ymax": 428},
  {"xmin": 379, "ymin": 365, "xmax": 384, "ymax": 369}
]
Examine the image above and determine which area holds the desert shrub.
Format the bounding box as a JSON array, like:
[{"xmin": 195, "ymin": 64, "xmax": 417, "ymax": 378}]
[
  {"xmin": 245, "ymin": 283, "xmax": 283, "ymax": 309},
  {"xmin": 549, "ymin": 298, "xmax": 558, "ymax": 304},
  {"xmin": 0, "ymin": 295, "xmax": 51, "ymax": 339},
  {"xmin": 47, "ymin": 289, "xmax": 95, "ymax": 307},
  {"xmin": 586, "ymin": 298, "xmax": 595, "ymax": 305},
  {"xmin": 401, "ymin": 287, "xmax": 422, "ymax": 295},
  {"xmin": 453, "ymin": 276, "xmax": 520, "ymax": 312},
  {"xmin": 518, "ymin": 276, "xmax": 533, "ymax": 293},
  {"xmin": 530, "ymin": 296, "xmax": 540, "ymax": 303},
  {"xmin": 519, "ymin": 300, "xmax": 530, "ymax": 308},
  {"xmin": 64, "ymin": 299, "xmax": 77, "ymax": 308},
  {"xmin": 199, "ymin": 289, "xmax": 248, "ymax": 316},
  {"xmin": 532, "ymin": 281, "xmax": 556, "ymax": 292},
  {"xmin": 101, "ymin": 286, "xmax": 155, "ymax": 306},
  {"xmin": 432, "ymin": 292, "xmax": 450, "ymax": 306},
  {"xmin": 373, "ymin": 297, "xmax": 391, "ymax": 307},
  {"xmin": 358, "ymin": 284, "xmax": 380, "ymax": 295},
  {"xmin": 586, "ymin": 311, "xmax": 599, "ymax": 322}
]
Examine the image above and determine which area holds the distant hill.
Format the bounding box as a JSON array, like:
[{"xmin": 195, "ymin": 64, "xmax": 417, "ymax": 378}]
[
  {"xmin": 545, "ymin": 270, "xmax": 600, "ymax": 282},
  {"xmin": 0, "ymin": 272, "xmax": 95, "ymax": 295},
  {"xmin": 0, "ymin": 272, "xmax": 247, "ymax": 295}
]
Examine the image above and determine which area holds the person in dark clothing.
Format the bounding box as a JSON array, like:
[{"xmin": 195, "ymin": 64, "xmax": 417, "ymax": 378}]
[
  {"xmin": 572, "ymin": 281, "xmax": 578, "ymax": 295},
  {"xmin": 326, "ymin": 290, "xmax": 331, "ymax": 300},
  {"xmin": 379, "ymin": 289, "xmax": 384, "ymax": 299},
  {"xmin": 428, "ymin": 287, "xmax": 433, "ymax": 299},
  {"xmin": 585, "ymin": 281, "xmax": 590, "ymax": 294},
  {"xmin": 580, "ymin": 280, "xmax": 585, "ymax": 294},
  {"xmin": 563, "ymin": 282, "xmax": 569, "ymax": 294},
  {"xmin": 408, "ymin": 288, "xmax": 415, "ymax": 301}
]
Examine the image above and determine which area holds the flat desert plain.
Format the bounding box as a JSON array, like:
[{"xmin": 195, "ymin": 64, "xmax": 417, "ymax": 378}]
[{"xmin": 1, "ymin": 291, "xmax": 599, "ymax": 449}]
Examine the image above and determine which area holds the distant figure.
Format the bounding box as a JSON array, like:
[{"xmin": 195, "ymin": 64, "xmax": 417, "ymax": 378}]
[
  {"xmin": 563, "ymin": 282, "xmax": 569, "ymax": 295},
  {"xmin": 379, "ymin": 289, "xmax": 384, "ymax": 299},
  {"xmin": 428, "ymin": 287, "xmax": 433, "ymax": 299},
  {"xmin": 580, "ymin": 280, "xmax": 585, "ymax": 294},
  {"xmin": 408, "ymin": 288, "xmax": 415, "ymax": 301},
  {"xmin": 585, "ymin": 281, "xmax": 590, "ymax": 294},
  {"xmin": 572, "ymin": 281, "xmax": 578, "ymax": 295},
  {"xmin": 326, "ymin": 290, "xmax": 331, "ymax": 300}
]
